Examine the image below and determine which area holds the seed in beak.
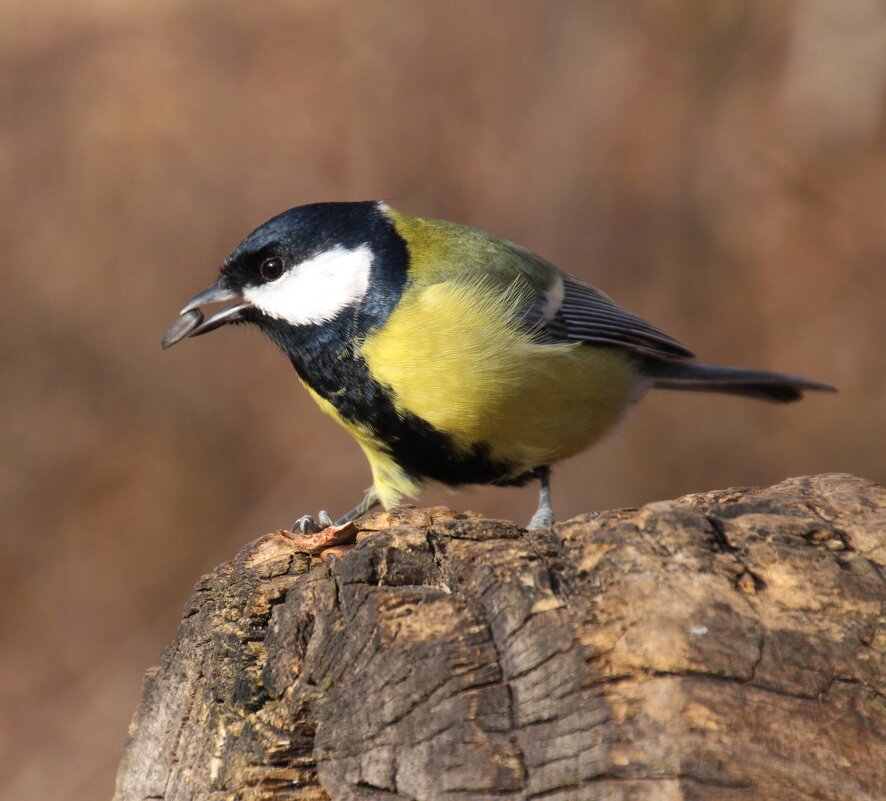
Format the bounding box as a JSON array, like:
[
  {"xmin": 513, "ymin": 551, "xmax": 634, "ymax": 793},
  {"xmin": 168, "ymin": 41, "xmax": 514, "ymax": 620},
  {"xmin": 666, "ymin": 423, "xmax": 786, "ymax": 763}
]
[{"xmin": 161, "ymin": 308, "xmax": 204, "ymax": 350}]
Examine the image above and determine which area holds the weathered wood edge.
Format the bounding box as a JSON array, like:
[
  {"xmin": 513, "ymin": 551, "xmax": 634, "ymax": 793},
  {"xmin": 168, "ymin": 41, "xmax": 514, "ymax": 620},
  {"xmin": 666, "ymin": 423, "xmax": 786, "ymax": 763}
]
[{"xmin": 114, "ymin": 473, "xmax": 885, "ymax": 801}]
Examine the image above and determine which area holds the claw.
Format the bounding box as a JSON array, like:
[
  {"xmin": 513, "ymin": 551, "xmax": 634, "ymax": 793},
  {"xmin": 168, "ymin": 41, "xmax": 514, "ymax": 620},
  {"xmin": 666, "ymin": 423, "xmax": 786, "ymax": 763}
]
[
  {"xmin": 292, "ymin": 513, "xmax": 328, "ymax": 536},
  {"xmin": 293, "ymin": 515, "xmax": 314, "ymax": 535}
]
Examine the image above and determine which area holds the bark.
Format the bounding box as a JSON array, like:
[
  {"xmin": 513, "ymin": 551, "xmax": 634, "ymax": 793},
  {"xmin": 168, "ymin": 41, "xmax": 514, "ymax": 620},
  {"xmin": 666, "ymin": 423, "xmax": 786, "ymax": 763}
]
[{"xmin": 114, "ymin": 473, "xmax": 885, "ymax": 801}]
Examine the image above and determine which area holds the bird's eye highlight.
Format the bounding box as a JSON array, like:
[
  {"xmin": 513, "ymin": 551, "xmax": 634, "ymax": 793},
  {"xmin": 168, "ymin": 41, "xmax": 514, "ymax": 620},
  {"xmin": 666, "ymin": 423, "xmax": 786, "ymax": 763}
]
[{"xmin": 260, "ymin": 257, "xmax": 284, "ymax": 282}]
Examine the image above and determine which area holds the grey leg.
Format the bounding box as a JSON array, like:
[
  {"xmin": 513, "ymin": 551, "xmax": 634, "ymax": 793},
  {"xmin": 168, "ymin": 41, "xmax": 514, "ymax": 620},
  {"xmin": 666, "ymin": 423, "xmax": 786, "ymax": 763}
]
[
  {"xmin": 334, "ymin": 487, "xmax": 380, "ymax": 526},
  {"xmin": 291, "ymin": 487, "xmax": 379, "ymax": 535},
  {"xmin": 526, "ymin": 467, "xmax": 554, "ymax": 530},
  {"xmin": 291, "ymin": 487, "xmax": 379, "ymax": 534}
]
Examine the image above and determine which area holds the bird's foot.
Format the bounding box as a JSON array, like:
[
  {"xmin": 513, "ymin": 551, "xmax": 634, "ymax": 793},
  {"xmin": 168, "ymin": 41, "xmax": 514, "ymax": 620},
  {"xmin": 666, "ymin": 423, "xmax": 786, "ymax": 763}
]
[
  {"xmin": 283, "ymin": 515, "xmax": 359, "ymax": 558},
  {"xmin": 291, "ymin": 510, "xmax": 334, "ymax": 535},
  {"xmin": 526, "ymin": 508, "xmax": 555, "ymax": 530}
]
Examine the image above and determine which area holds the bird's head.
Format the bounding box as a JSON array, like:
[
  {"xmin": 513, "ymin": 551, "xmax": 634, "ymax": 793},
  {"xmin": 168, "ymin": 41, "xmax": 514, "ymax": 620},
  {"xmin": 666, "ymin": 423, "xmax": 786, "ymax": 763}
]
[{"xmin": 162, "ymin": 201, "xmax": 407, "ymax": 349}]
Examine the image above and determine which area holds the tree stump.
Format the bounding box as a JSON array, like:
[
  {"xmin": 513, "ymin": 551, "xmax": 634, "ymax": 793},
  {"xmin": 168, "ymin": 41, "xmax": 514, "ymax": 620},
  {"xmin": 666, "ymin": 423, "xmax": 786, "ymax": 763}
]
[{"xmin": 114, "ymin": 473, "xmax": 884, "ymax": 801}]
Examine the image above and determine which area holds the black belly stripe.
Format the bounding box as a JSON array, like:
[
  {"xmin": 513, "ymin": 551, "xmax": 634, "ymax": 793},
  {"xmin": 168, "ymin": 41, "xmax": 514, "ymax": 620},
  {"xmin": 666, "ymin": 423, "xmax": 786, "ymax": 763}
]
[
  {"xmin": 242, "ymin": 202, "xmax": 543, "ymax": 487},
  {"xmin": 253, "ymin": 313, "xmax": 538, "ymax": 487}
]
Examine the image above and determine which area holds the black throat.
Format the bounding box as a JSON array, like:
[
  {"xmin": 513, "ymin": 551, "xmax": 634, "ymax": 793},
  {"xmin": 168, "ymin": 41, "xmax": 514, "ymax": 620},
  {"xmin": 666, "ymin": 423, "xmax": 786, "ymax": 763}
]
[{"xmin": 248, "ymin": 202, "xmax": 410, "ymax": 399}]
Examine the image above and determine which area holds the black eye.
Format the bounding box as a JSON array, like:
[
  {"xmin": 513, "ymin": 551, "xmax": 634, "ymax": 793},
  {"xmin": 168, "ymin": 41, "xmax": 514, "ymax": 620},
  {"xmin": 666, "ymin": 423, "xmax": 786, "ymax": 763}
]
[{"xmin": 260, "ymin": 257, "xmax": 284, "ymax": 282}]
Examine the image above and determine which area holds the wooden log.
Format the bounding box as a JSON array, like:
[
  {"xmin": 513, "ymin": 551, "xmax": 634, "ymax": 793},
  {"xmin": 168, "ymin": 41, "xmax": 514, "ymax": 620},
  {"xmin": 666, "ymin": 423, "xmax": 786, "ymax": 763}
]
[{"xmin": 114, "ymin": 473, "xmax": 885, "ymax": 801}]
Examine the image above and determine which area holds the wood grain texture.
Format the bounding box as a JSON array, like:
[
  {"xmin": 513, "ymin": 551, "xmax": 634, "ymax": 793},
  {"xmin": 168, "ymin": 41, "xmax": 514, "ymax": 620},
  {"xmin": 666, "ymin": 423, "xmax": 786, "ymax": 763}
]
[{"xmin": 114, "ymin": 474, "xmax": 885, "ymax": 801}]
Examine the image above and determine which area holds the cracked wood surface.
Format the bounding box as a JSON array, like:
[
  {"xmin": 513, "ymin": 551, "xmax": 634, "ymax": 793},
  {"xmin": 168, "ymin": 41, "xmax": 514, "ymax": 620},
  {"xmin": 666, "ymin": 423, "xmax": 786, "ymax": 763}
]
[{"xmin": 114, "ymin": 473, "xmax": 885, "ymax": 801}]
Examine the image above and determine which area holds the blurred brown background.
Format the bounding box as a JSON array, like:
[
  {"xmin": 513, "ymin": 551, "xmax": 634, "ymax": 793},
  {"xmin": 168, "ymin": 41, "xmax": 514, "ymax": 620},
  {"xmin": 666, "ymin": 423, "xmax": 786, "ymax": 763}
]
[{"xmin": 2, "ymin": 1, "xmax": 884, "ymax": 798}]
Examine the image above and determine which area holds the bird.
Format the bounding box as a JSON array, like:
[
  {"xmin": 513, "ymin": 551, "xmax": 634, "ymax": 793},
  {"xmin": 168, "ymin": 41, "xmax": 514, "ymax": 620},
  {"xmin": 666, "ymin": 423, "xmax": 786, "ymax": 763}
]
[{"xmin": 162, "ymin": 201, "xmax": 835, "ymax": 532}]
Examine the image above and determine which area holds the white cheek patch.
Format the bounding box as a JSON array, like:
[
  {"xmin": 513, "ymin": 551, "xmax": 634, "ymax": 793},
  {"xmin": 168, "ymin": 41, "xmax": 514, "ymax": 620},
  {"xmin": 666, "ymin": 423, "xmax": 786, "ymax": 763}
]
[{"xmin": 243, "ymin": 245, "xmax": 373, "ymax": 326}]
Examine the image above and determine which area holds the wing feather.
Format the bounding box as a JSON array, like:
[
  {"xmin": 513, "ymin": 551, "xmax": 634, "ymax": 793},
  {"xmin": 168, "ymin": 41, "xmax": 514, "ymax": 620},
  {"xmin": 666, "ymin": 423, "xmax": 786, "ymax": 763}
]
[{"xmin": 527, "ymin": 275, "xmax": 694, "ymax": 360}]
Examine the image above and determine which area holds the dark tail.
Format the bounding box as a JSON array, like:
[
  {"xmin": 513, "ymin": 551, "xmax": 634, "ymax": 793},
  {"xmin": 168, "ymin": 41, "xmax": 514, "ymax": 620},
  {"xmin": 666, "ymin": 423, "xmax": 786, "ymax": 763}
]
[{"xmin": 642, "ymin": 360, "xmax": 837, "ymax": 404}]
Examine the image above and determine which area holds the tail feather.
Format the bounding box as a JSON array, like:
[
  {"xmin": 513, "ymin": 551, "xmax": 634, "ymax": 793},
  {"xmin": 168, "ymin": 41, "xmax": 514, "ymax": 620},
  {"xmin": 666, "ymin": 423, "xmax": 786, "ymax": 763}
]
[{"xmin": 642, "ymin": 360, "xmax": 837, "ymax": 404}]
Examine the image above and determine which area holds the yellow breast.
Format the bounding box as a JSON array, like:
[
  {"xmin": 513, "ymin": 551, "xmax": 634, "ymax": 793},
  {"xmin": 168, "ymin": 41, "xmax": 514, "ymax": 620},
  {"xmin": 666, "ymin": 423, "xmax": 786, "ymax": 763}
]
[{"xmin": 359, "ymin": 274, "xmax": 642, "ymax": 478}]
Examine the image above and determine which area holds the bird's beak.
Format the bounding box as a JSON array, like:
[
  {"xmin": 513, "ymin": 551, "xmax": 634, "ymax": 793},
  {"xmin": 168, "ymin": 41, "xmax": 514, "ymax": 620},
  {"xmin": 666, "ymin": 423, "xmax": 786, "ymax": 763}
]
[{"xmin": 161, "ymin": 280, "xmax": 251, "ymax": 349}]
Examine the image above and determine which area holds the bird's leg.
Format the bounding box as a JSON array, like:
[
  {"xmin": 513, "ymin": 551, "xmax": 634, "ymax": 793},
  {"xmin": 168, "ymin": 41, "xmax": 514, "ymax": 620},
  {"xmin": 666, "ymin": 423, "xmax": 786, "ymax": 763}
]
[
  {"xmin": 334, "ymin": 486, "xmax": 380, "ymax": 526},
  {"xmin": 526, "ymin": 467, "xmax": 554, "ymax": 530},
  {"xmin": 285, "ymin": 488, "xmax": 380, "ymax": 562},
  {"xmin": 290, "ymin": 487, "xmax": 380, "ymax": 534}
]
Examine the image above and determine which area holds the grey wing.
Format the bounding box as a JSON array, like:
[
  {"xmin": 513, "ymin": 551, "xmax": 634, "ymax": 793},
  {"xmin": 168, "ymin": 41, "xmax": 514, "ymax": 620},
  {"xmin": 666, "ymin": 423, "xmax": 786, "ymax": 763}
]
[{"xmin": 526, "ymin": 274, "xmax": 694, "ymax": 360}]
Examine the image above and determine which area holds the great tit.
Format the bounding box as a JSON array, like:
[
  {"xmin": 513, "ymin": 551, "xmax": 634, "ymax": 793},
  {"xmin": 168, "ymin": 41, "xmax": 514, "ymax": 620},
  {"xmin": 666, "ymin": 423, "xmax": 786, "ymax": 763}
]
[{"xmin": 163, "ymin": 201, "xmax": 835, "ymax": 530}]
